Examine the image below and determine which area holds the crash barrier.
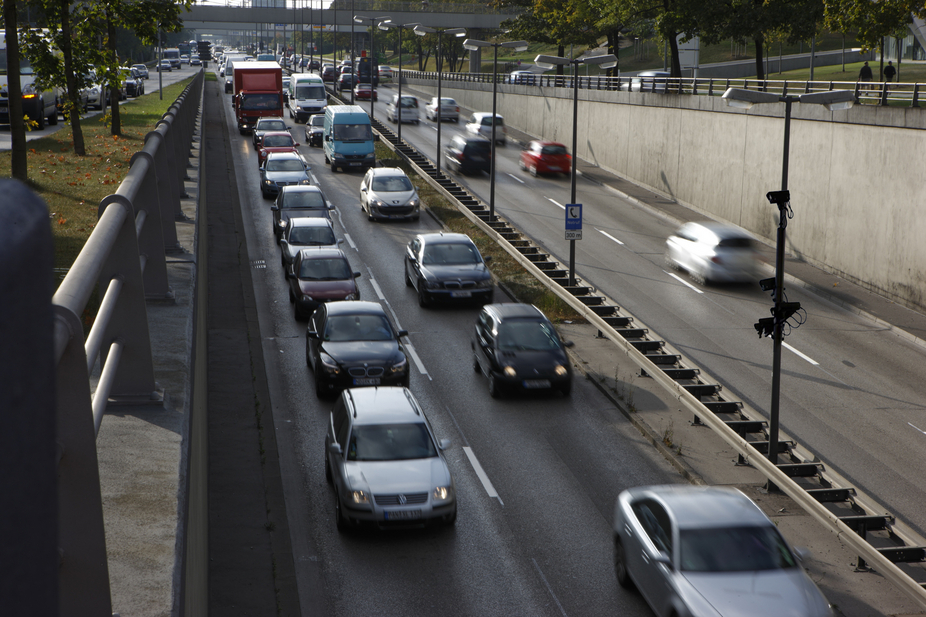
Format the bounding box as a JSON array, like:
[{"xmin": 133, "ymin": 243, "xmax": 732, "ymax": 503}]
[
  {"xmin": 1, "ymin": 69, "xmax": 203, "ymax": 614},
  {"xmin": 365, "ymin": 104, "xmax": 926, "ymax": 610},
  {"xmin": 406, "ymin": 70, "xmax": 925, "ymax": 108}
]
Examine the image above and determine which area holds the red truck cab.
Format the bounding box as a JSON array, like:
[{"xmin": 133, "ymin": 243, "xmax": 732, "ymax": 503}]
[{"xmin": 233, "ymin": 61, "xmax": 284, "ymax": 134}]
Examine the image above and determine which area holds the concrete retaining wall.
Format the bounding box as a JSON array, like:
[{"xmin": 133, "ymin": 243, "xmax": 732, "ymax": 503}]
[{"xmin": 408, "ymin": 78, "xmax": 926, "ymax": 311}]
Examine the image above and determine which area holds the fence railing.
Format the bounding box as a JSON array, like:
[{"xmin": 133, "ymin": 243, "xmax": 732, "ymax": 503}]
[
  {"xmin": 404, "ymin": 70, "xmax": 924, "ymax": 108},
  {"xmin": 2, "ymin": 69, "xmax": 203, "ymax": 615}
]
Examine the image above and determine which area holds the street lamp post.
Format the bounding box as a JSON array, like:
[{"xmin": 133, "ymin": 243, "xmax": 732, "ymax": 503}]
[
  {"xmin": 722, "ymin": 87, "xmax": 854, "ymax": 488},
  {"xmin": 462, "ymin": 38, "xmax": 528, "ymax": 222},
  {"xmin": 378, "ymin": 20, "xmax": 419, "ymax": 142},
  {"xmin": 414, "ymin": 25, "xmax": 466, "ymax": 175},
  {"xmin": 535, "ymin": 52, "xmax": 617, "ymax": 286},
  {"xmin": 354, "ymin": 15, "xmax": 389, "ymax": 122},
  {"xmin": 349, "ymin": 0, "xmax": 355, "ymax": 104}
]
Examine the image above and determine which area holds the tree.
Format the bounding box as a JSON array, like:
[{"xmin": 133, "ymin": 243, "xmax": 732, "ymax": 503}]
[{"xmin": 4, "ymin": 1, "xmax": 28, "ymax": 180}]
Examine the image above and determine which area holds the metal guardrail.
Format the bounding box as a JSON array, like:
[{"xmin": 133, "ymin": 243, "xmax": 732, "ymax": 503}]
[
  {"xmin": 3, "ymin": 70, "xmax": 204, "ymax": 614},
  {"xmin": 362, "ymin": 93, "xmax": 926, "ymax": 608},
  {"xmin": 405, "ymin": 70, "xmax": 925, "ymax": 108}
]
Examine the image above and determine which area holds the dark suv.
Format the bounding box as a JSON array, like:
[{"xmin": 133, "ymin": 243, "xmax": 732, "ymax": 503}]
[{"xmin": 444, "ymin": 135, "xmax": 492, "ymax": 175}]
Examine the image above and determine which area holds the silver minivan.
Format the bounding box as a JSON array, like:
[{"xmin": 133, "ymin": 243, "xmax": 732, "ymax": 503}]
[{"xmin": 386, "ymin": 94, "xmax": 419, "ymax": 124}]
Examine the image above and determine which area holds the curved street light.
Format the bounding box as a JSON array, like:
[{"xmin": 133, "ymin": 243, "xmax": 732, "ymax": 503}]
[
  {"xmin": 462, "ymin": 38, "xmax": 528, "ymax": 222},
  {"xmin": 354, "ymin": 15, "xmax": 389, "ymax": 122},
  {"xmin": 535, "ymin": 53, "xmax": 617, "ymax": 286},
  {"xmin": 378, "ymin": 20, "xmax": 419, "ymax": 142},
  {"xmin": 414, "ymin": 25, "xmax": 466, "ymax": 175}
]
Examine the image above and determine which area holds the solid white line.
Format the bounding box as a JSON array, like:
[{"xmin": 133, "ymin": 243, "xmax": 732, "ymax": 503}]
[
  {"xmin": 909, "ymin": 422, "xmax": 926, "ymax": 436},
  {"xmin": 532, "ymin": 558, "xmax": 568, "ymax": 617},
  {"xmin": 463, "ymin": 446, "xmax": 501, "ymax": 502},
  {"xmin": 343, "ymin": 232, "xmax": 357, "ymax": 250},
  {"xmin": 597, "ymin": 228, "xmax": 624, "ymax": 245},
  {"xmin": 548, "ymin": 198, "xmax": 565, "ymax": 210},
  {"xmin": 782, "ymin": 342, "xmax": 819, "ymax": 365},
  {"xmin": 369, "ymin": 277, "xmax": 385, "ymax": 301},
  {"xmin": 508, "ymin": 173, "xmax": 525, "ymax": 184},
  {"xmin": 665, "ymin": 271, "xmax": 704, "ymax": 294},
  {"xmin": 375, "ymin": 284, "xmax": 430, "ymax": 378}
]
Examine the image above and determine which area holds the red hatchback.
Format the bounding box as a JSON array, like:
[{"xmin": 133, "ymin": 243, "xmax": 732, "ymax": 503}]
[
  {"xmin": 257, "ymin": 131, "xmax": 300, "ymax": 168},
  {"xmin": 353, "ymin": 83, "xmax": 377, "ymax": 101},
  {"xmin": 519, "ymin": 140, "xmax": 572, "ymax": 177}
]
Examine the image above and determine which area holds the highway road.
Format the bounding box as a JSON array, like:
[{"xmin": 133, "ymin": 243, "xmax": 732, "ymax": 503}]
[
  {"xmin": 363, "ymin": 82, "xmax": 926, "ymax": 544},
  {"xmin": 218, "ymin": 75, "xmax": 686, "ymax": 615}
]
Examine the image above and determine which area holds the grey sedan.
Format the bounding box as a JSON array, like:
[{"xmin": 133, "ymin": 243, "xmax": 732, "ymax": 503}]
[
  {"xmin": 613, "ymin": 485, "xmax": 834, "ymax": 617},
  {"xmin": 260, "ymin": 151, "xmax": 311, "ymax": 199}
]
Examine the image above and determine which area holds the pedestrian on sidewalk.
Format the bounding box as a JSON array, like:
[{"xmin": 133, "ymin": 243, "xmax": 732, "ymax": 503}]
[
  {"xmin": 858, "ymin": 61, "xmax": 873, "ymax": 90},
  {"xmin": 884, "ymin": 61, "xmax": 896, "ymax": 82}
]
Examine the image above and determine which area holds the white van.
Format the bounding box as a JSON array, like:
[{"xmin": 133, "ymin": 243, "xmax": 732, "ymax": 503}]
[
  {"xmin": 386, "ymin": 94, "xmax": 419, "ymax": 125},
  {"xmin": 288, "ymin": 74, "xmax": 327, "ymax": 123},
  {"xmin": 222, "ymin": 54, "xmax": 246, "ymax": 93}
]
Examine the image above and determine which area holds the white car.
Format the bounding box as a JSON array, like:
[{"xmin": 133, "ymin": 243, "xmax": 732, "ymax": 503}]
[
  {"xmin": 665, "ymin": 221, "xmax": 759, "ymax": 285},
  {"xmin": 425, "ymin": 97, "xmax": 459, "ymax": 123},
  {"xmin": 465, "ymin": 112, "xmax": 506, "ymax": 145}
]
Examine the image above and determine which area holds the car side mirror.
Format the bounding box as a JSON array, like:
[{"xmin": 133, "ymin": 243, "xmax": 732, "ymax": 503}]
[
  {"xmin": 270, "ymin": 205, "xmax": 279, "ymax": 211},
  {"xmin": 327, "ymin": 204, "xmax": 335, "ymax": 210},
  {"xmin": 793, "ymin": 547, "xmax": 811, "ymax": 563},
  {"xmin": 286, "ymin": 266, "xmax": 295, "ymax": 279},
  {"xmin": 360, "ymin": 187, "xmax": 367, "ymax": 193},
  {"xmin": 397, "ymin": 329, "xmax": 408, "ymax": 338},
  {"xmin": 337, "ymin": 239, "xmax": 344, "ymax": 245},
  {"xmin": 438, "ymin": 438, "xmax": 451, "ymax": 450},
  {"xmin": 352, "ymin": 271, "xmax": 361, "ymax": 279},
  {"xmin": 652, "ymin": 551, "xmax": 672, "ymax": 568},
  {"xmin": 306, "ymin": 328, "xmax": 318, "ymax": 338},
  {"xmin": 280, "ymin": 239, "xmax": 288, "ymax": 248},
  {"xmin": 563, "ymin": 340, "xmax": 574, "ymax": 348},
  {"xmin": 293, "ymin": 142, "xmax": 300, "ymax": 146},
  {"xmin": 328, "ymin": 442, "xmax": 342, "ymax": 456},
  {"xmin": 483, "ymin": 255, "xmax": 492, "ymax": 263}
]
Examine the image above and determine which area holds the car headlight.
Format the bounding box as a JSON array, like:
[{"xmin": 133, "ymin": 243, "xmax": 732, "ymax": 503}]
[
  {"xmin": 345, "ymin": 292, "xmax": 359, "ymax": 301},
  {"xmin": 90, "ymin": 87, "xmax": 100, "ymax": 95},
  {"xmin": 299, "ymin": 179, "xmax": 312, "ymax": 185},
  {"xmin": 504, "ymin": 366, "xmax": 517, "ymax": 378},
  {"xmin": 350, "ymin": 490, "xmax": 370, "ymax": 505},
  {"xmin": 432, "ymin": 486, "xmax": 453, "ymax": 505},
  {"xmin": 409, "ymin": 199, "xmax": 419, "ymax": 208},
  {"xmin": 423, "ymin": 279, "xmax": 440, "ymax": 290},
  {"xmin": 390, "ymin": 356, "xmax": 407, "ymax": 374},
  {"xmin": 364, "ymin": 152, "xmax": 375, "ymax": 160},
  {"xmin": 554, "ymin": 365, "xmax": 568, "ymax": 376},
  {"xmin": 370, "ymin": 199, "xmax": 384, "ymax": 208},
  {"xmin": 319, "ymin": 353, "xmax": 340, "ymax": 375},
  {"xmin": 263, "ymin": 179, "xmax": 274, "ymax": 186}
]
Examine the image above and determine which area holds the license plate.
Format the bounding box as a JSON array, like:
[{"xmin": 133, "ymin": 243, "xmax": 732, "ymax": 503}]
[
  {"xmin": 349, "ymin": 162, "xmax": 361, "ymax": 166},
  {"xmin": 548, "ymin": 166, "xmax": 560, "ymax": 171},
  {"xmin": 523, "ymin": 379, "xmax": 551, "ymax": 389},
  {"xmin": 450, "ymin": 291, "xmax": 471, "ymax": 298},
  {"xmin": 384, "ymin": 510, "xmax": 421, "ymax": 520},
  {"xmin": 353, "ymin": 377, "xmax": 380, "ymax": 386}
]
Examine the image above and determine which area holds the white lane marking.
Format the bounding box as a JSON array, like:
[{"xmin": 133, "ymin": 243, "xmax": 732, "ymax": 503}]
[
  {"xmin": 508, "ymin": 173, "xmax": 525, "ymax": 184},
  {"xmin": 342, "ymin": 232, "xmax": 357, "ymax": 250},
  {"xmin": 665, "ymin": 271, "xmax": 704, "ymax": 294},
  {"xmin": 548, "ymin": 198, "xmax": 565, "ymax": 210},
  {"xmin": 463, "ymin": 446, "xmax": 502, "ymax": 505},
  {"xmin": 370, "ymin": 277, "xmax": 385, "ymax": 300},
  {"xmin": 369, "ymin": 270, "xmax": 430, "ymax": 379},
  {"xmin": 532, "ymin": 558, "xmax": 568, "ymax": 617},
  {"xmin": 597, "ymin": 228, "xmax": 624, "ymax": 245},
  {"xmin": 909, "ymin": 423, "xmax": 926, "ymax": 436},
  {"xmin": 782, "ymin": 342, "xmax": 819, "ymax": 365}
]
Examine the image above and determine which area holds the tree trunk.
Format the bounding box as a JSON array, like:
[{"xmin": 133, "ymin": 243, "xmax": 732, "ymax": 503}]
[
  {"xmin": 59, "ymin": 0, "xmax": 86, "ymax": 155},
  {"xmin": 108, "ymin": 12, "xmax": 121, "ymax": 135},
  {"xmin": 754, "ymin": 36, "xmax": 765, "ymax": 81},
  {"xmin": 4, "ymin": 4, "xmax": 28, "ymax": 182},
  {"xmin": 557, "ymin": 44, "xmax": 565, "ymax": 76},
  {"xmin": 669, "ymin": 32, "xmax": 682, "ymax": 84},
  {"xmin": 607, "ymin": 31, "xmax": 618, "ymax": 78}
]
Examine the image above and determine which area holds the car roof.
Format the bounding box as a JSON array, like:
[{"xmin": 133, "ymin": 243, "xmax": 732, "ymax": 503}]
[
  {"xmin": 265, "ymin": 151, "xmax": 303, "ymax": 161},
  {"xmin": 297, "ymin": 247, "xmax": 347, "ymax": 260},
  {"xmin": 622, "ymin": 485, "xmax": 771, "ymax": 530},
  {"xmin": 344, "ymin": 387, "xmax": 424, "ymax": 426},
  {"xmin": 256, "ymin": 117, "xmax": 286, "ymax": 125},
  {"xmin": 472, "ymin": 112, "xmax": 503, "ymax": 119},
  {"xmin": 419, "ymin": 232, "xmax": 475, "ymax": 246},
  {"xmin": 680, "ymin": 221, "xmax": 754, "ymax": 241},
  {"xmin": 288, "ymin": 217, "xmax": 333, "ymax": 229},
  {"xmin": 531, "ymin": 140, "xmax": 566, "ymax": 148},
  {"xmin": 261, "ymin": 131, "xmax": 294, "ymax": 139},
  {"xmin": 485, "ymin": 303, "xmax": 546, "ymax": 321},
  {"xmin": 368, "ymin": 167, "xmax": 408, "ymax": 178},
  {"xmin": 326, "ymin": 300, "xmax": 386, "ymax": 316},
  {"xmin": 280, "ymin": 185, "xmax": 322, "ymax": 194}
]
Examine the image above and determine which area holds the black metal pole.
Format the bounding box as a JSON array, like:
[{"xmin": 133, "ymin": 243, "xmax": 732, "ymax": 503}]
[
  {"xmin": 489, "ymin": 43, "xmax": 498, "ymax": 221},
  {"xmin": 350, "ymin": 0, "xmax": 355, "ymax": 104},
  {"xmin": 569, "ymin": 59, "xmax": 579, "ymax": 286},
  {"xmin": 767, "ymin": 97, "xmax": 792, "ymax": 489},
  {"xmin": 369, "ymin": 23, "xmax": 375, "ymax": 121},
  {"xmin": 397, "ymin": 26, "xmax": 403, "ymax": 141},
  {"xmin": 436, "ymin": 30, "xmax": 443, "ymax": 174}
]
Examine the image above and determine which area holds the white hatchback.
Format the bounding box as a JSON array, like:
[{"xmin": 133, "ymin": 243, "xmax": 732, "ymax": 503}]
[{"xmin": 465, "ymin": 112, "xmax": 506, "ymax": 145}]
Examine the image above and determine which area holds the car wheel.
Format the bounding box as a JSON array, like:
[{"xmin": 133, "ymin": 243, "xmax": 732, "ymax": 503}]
[
  {"xmin": 48, "ymin": 109, "xmax": 58, "ymax": 126},
  {"xmin": 36, "ymin": 110, "xmax": 45, "ymax": 130},
  {"xmin": 518, "ymin": 158, "xmax": 526, "ymax": 171},
  {"xmin": 443, "ymin": 507, "xmax": 457, "ymax": 526},
  {"xmin": 417, "ymin": 282, "xmax": 429, "ymax": 308},
  {"xmin": 323, "ymin": 153, "xmax": 329, "ymax": 164},
  {"xmin": 331, "ymin": 160, "xmax": 338, "ymax": 172},
  {"xmin": 614, "ymin": 536, "xmax": 633, "ymax": 589},
  {"xmin": 488, "ymin": 372, "xmax": 501, "ymax": 398},
  {"xmin": 664, "ymin": 253, "xmax": 678, "ymax": 271},
  {"xmin": 315, "ymin": 371, "xmax": 328, "ymax": 399},
  {"xmin": 334, "ymin": 488, "xmax": 348, "ymax": 533},
  {"xmin": 414, "ymin": 120, "xmax": 419, "ymax": 125},
  {"xmin": 289, "ymin": 287, "xmax": 295, "ymax": 303},
  {"xmin": 325, "ymin": 453, "xmax": 332, "ymax": 484},
  {"xmin": 560, "ymin": 381, "xmax": 572, "ymax": 397}
]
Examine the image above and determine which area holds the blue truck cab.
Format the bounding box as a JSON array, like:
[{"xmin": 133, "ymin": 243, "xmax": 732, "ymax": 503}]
[{"xmin": 323, "ymin": 105, "xmax": 375, "ymax": 173}]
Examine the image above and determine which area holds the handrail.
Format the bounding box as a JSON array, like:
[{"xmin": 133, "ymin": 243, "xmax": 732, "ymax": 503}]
[{"xmin": 403, "ymin": 69, "xmax": 926, "ymax": 108}]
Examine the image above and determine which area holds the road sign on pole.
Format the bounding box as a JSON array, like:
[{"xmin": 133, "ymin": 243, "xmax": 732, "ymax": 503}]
[{"xmin": 565, "ymin": 203, "xmax": 582, "ymax": 240}]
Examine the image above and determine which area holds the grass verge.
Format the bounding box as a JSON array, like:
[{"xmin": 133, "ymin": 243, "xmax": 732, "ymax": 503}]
[{"xmin": 376, "ymin": 143, "xmax": 583, "ymax": 324}]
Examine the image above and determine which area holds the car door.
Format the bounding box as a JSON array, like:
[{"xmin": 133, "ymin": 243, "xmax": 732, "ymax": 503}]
[
  {"xmin": 406, "ymin": 237, "xmax": 423, "ymax": 290},
  {"xmin": 473, "ymin": 309, "xmax": 496, "ymax": 374},
  {"xmin": 628, "ymin": 499, "xmax": 675, "ymax": 616}
]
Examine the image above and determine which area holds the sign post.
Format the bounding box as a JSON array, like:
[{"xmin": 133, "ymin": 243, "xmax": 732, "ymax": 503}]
[{"xmin": 565, "ymin": 204, "xmax": 582, "ymax": 285}]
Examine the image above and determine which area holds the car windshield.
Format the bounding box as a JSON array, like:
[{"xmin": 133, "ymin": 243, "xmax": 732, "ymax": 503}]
[
  {"xmin": 497, "ymin": 320, "xmax": 561, "ymax": 352},
  {"xmin": 347, "ymin": 423, "xmax": 437, "ymax": 461},
  {"xmin": 371, "ymin": 176, "xmax": 413, "ymax": 192},
  {"xmin": 421, "ymin": 243, "xmax": 480, "ymax": 265},
  {"xmin": 295, "ymin": 85, "xmax": 325, "ymax": 99},
  {"xmin": 267, "ymin": 159, "xmax": 304, "ymax": 172},
  {"xmin": 259, "ymin": 120, "xmax": 287, "ymax": 131},
  {"xmin": 324, "ymin": 314, "xmax": 393, "ymax": 342},
  {"xmin": 480, "ymin": 116, "xmax": 503, "ymax": 126},
  {"xmin": 679, "ymin": 526, "xmax": 797, "ymax": 573},
  {"xmin": 310, "ymin": 116, "xmax": 325, "ymax": 127},
  {"xmin": 298, "ymin": 257, "xmax": 351, "ymax": 280},
  {"xmin": 282, "ymin": 191, "xmax": 325, "ymax": 209},
  {"xmin": 332, "ymin": 123, "xmax": 372, "ymax": 141},
  {"xmin": 717, "ymin": 237, "xmax": 753, "ymax": 249},
  {"xmin": 262, "ymin": 135, "xmax": 293, "ymax": 148},
  {"xmin": 400, "ymin": 97, "xmax": 417, "ymax": 108},
  {"xmin": 541, "ymin": 145, "xmax": 568, "ymax": 156},
  {"xmin": 289, "ymin": 226, "xmax": 335, "ymax": 246}
]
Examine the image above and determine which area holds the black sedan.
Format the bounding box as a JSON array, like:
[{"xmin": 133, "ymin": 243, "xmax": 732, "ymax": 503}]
[
  {"xmin": 472, "ymin": 303, "xmax": 573, "ymax": 398},
  {"xmin": 306, "ymin": 301, "xmax": 410, "ymax": 399},
  {"xmin": 404, "ymin": 232, "xmax": 493, "ymax": 307}
]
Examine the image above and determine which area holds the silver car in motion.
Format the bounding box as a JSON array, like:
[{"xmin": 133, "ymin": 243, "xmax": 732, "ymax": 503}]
[
  {"xmin": 325, "ymin": 387, "xmax": 456, "ymax": 531},
  {"xmin": 613, "ymin": 485, "xmax": 834, "ymax": 617},
  {"xmin": 665, "ymin": 221, "xmax": 759, "ymax": 285}
]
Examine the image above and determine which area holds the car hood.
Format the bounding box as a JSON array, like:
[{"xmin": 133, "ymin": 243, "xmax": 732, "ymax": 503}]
[
  {"xmin": 370, "ymin": 189, "xmax": 416, "ymax": 206},
  {"xmin": 422, "ymin": 263, "xmax": 490, "ymax": 281},
  {"xmin": 344, "ymin": 458, "xmax": 450, "ymax": 494},
  {"xmin": 321, "ymin": 340, "xmax": 401, "ymax": 365},
  {"xmin": 265, "ymin": 171, "xmax": 307, "ymax": 183},
  {"xmin": 681, "ymin": 569, "xmax": 831, "ymax": 617},
  {"xmin": 297, "ymin": 279, "xmax": 356, "ymax": 298}
]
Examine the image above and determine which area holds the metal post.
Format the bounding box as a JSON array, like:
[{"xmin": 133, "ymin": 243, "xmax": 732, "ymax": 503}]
[
  {"xmin": 569, "ymin": 58, "xmax": 579, "ymax": 286},
  {"xmin": 369, "ymin": 23, "xmax": 375, "ymax": 120},
  {"xmin": 436, "ymin": 30, "xmax": 443, "ymax": 174},
  {"xmin": 397, "ymin": 25, "xmax": 403, "ymax": 141},
  {"xmin": 489, "ymin": 43, "xmax": 498, "ymax": 221},
  {"xmin": 350, "ymin": 0, "xmax": 355, "ymax": 104}
]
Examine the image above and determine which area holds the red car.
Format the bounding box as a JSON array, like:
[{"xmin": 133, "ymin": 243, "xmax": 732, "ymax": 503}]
[
  {"xmin": 519, "ymin": 140, "xmax": 572, "ymax": 177},
  {"xmin": 353, "ymin": 83, "xmax": 377, "ymax": 101},
  {"xmin": 257, "ymin": 131, "xmax": 300, "ymax": 168},
  {"xmin": 321, "ymin": 65, "xmax": 336, "ymax": 82}
]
